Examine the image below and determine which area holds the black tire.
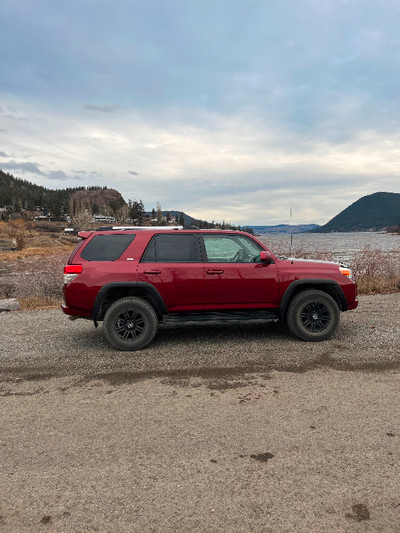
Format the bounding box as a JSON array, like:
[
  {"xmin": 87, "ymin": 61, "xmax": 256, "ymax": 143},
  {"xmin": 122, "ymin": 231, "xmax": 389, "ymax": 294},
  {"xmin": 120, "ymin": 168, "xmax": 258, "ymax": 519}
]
[
  {"xmin": 286, "ymin": 289, "xmax": 340, "ymax": 342},
  {"xmin": 103, "ymin": 297, "xmax": 158, "ymax": 351}
]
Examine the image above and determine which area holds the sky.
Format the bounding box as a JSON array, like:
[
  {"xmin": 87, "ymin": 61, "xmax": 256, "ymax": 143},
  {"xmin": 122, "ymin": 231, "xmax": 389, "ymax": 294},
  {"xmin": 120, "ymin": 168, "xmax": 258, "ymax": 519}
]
[{"xmin": 1, "ymin": 0, "xmax": 400, "ymax": 225}]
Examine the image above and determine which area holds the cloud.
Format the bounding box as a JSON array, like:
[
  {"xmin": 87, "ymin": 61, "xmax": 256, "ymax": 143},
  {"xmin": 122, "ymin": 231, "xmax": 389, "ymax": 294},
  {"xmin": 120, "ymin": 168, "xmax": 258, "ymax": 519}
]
[
  {"xmin": 1, "ymin": 0, "xmax": 400, "ymax": 224},
  {"xmin": 0, "ymin": 151, "xmax": 9, "ymax": 157},
  {"xmin": 0, "ymin": 161, "xmax": 81, "ymax": 184},
  {"xmin": 71, "ymin": 170, "xmax": 100, "ymax": 176},
  {"xmin": 0, "ymin": 161, "xmax": 45, "ymax": 175},
  {"xmin": 83, "ymin": 105, "xmax": 119, "ymax": 113},
  {"xmin": 48, "ymin": 170, "xmax": 69, "ymax": 180},
  {"xmin": 2, "ymin": 97, "xmax": 399, "ymax": 224}
]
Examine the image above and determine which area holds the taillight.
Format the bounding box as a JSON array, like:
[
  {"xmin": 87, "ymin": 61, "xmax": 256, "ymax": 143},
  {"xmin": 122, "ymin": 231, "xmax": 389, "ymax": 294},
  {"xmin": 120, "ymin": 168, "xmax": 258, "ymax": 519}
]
[{"xmin": 64, "ymin": 264, "xmax": 83, "ymax": 284}]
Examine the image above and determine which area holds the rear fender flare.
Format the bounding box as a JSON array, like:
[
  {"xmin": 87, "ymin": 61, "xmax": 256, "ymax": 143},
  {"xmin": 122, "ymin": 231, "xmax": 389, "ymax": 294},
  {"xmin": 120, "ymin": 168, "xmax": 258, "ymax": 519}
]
[{"xmin": 92, "ymin": 282, "xmax": 167, "ymax": 326}]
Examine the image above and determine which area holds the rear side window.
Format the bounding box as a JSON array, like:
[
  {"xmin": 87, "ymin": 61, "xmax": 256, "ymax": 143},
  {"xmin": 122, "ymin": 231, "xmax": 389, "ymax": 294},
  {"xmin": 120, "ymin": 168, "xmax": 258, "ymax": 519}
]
[
  {"xmin": 141, "ymin": 234, "xmax": 199, "ymax": 262},
  {"xmin": 80, "ymin": 234, "xmax": 135, "ymax": 261},
  {"xmin": 68, "ymin": 239, "xmax": 87, "ymax": 263}
]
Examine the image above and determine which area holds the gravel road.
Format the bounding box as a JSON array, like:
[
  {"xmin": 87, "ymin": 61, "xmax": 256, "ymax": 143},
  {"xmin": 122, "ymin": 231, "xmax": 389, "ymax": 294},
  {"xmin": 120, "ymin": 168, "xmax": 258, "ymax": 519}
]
[{"xmin": 0, "ymin": 294, "xmax": 399, "ymax": 532}]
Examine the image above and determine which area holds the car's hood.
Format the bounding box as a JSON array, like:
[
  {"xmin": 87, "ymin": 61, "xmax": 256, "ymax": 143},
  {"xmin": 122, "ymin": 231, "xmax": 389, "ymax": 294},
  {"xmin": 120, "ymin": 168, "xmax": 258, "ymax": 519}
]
[{"xmin": 278, "ymin": 256, "xmax": 349, "ymax": 268}]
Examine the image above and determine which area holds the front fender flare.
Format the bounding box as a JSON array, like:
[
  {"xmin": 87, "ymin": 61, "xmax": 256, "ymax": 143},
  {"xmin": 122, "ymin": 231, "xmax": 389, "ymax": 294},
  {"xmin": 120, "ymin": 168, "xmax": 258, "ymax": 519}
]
[{"xmin": 278, "ymin": 279, "xmax": 347, "ymax": 321}]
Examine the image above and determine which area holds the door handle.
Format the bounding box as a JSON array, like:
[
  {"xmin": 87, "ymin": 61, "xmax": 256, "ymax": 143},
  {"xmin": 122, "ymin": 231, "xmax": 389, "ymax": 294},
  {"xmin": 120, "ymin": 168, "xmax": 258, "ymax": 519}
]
[
  {"xmin": 207, "ymin": 269, "xmax": 224, "ymax": 275},
  {"xmin": 144, "ymin": 270, "xmax": 161, "ymax": 275}
]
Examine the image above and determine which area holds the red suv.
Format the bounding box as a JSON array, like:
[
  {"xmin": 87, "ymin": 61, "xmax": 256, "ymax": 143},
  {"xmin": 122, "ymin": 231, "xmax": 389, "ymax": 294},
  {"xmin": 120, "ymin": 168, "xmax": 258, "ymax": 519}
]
[{"xmin": 62, "ymin": 227, "xmax": 358, "ymax": 350}]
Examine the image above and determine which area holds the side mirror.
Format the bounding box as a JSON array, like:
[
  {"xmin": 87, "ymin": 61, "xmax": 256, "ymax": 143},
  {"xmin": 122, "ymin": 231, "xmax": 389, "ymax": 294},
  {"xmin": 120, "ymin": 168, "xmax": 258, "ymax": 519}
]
[{"xmin": 260, "ymin": 250, "xmax": 273, "ymax": 264}]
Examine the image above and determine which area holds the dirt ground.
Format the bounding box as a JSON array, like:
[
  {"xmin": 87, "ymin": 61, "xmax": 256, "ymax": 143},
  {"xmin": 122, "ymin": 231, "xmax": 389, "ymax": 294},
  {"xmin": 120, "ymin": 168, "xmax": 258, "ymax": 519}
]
[{"xmin": 0, "ymin": 294, "xmax": 399, "ymax": 532}]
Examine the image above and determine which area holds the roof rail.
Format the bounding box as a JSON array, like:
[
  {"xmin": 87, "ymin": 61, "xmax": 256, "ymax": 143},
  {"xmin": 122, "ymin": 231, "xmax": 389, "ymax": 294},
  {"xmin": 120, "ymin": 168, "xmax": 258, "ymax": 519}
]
[{"xmin": 95, "ymin": 225, "xmax": 185, "ymax": 231}]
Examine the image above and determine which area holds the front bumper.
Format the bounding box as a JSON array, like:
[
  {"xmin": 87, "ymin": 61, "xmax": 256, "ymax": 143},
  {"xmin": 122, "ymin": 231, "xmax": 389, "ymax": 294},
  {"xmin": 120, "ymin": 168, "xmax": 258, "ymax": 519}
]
[{"xmin": 347, "ymin": 298, "xmax": 358, "ymax": 311}]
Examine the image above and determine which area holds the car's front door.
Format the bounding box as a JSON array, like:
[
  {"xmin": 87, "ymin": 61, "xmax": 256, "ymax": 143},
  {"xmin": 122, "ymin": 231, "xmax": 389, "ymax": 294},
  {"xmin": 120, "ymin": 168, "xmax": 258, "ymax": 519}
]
[{"xmin": 201, "ymin": 234, "xmax": 279, "ymax": 310}]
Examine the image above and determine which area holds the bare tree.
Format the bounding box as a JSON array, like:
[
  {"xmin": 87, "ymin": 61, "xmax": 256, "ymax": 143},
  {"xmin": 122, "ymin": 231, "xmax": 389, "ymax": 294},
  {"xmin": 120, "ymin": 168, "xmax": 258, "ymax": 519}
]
[
  {"xmin": 0, "ymin": 219, "xmax": 34, "ymax": 250},
  {"xmin": 72, "ymin": 212, "xmax": 93, "ymax": 230}
]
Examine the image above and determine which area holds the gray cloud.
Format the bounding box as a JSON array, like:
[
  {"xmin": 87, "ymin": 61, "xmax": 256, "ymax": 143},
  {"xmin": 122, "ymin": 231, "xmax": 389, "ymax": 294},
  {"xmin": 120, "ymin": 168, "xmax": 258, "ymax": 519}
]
[
  {"xmin": 83, "ymin": 104, "xmax": 119, "ymax": 113},
  {"xmin": 48, "ymin": 170, "xmax": 69, "ymax": 180},
  {"xmin": 71, "ymin": 169, "xmax": 100, "ymax": 178},
  {"xmin": 0, "ymin": 162, "xmax": 79, "ymax": 182},
  {"xmin": 0, "ymin": 161, "xmax": 45, "ymax": 175},
  {"xmin": 128, "ymin": 171, "xmax": 139, "ymax": 175},
  {"xmin": 0, "ymin": 151, "xmax": 9, "ymax": 157}
]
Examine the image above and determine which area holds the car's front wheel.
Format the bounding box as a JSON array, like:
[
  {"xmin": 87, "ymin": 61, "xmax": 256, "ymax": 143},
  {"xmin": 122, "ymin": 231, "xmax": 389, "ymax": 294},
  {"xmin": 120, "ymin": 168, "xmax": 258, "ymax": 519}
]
[
  {"xmin": 286, "ymin": 289, "xmax": 340, "ymax": 341},
  {"xmin": 103, "ymin": 297, "xmax": 158, "ymax": 351}
]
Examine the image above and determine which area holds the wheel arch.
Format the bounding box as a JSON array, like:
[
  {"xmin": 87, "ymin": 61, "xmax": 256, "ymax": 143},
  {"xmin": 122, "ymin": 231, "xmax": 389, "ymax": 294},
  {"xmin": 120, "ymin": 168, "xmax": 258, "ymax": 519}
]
[
  {"xmin": 278, "ymin": 279, "xmax": 347, "ymax": 321},
  {"xmin": 92, "ymin": 282, "xmax": 168, "ymax": 326}
]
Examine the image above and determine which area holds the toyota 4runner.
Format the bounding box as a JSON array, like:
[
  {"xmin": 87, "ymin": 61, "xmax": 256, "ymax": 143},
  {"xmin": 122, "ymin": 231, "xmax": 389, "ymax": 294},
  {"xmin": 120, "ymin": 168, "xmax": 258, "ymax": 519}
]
[{"xmin": 62, "ymin": 227, "xmax": 358, "ymax": 350}]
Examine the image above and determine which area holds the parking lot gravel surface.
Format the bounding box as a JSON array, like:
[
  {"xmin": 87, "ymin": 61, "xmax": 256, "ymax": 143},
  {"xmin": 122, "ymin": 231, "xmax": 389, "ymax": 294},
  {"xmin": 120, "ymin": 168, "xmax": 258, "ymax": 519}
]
[{"xmin": 0, "ymin": 294, "xmax": 399, "ymax": 532}]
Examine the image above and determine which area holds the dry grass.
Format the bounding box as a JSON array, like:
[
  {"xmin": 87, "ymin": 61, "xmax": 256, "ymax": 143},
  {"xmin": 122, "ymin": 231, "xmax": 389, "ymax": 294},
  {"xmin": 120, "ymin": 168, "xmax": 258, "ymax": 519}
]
[
  {"xmin": 350, "ymin": 247, "xmax": 400, "ymax": 294},
  {"xmin": 0, "ymin": 228, "xmax": 77, "ymax": 255},
  {"xmin": 18, "ymin": 296, "xmax": 61, "ymax": 310},
  {"xmin": 0, "ymin": 243, "xmax": 75, "ymax": 262},
  {"xmin": 11, "ymin": 253, "xmax": 69, "ymax": 300},
  {"xmin": 1, "ymin": 248, "xmax": 73, "ymax": 310}
]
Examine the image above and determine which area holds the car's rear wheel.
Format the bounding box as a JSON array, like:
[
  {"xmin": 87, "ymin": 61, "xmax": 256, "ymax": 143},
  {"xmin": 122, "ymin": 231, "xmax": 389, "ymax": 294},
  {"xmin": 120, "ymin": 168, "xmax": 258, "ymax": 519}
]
[
  {"xmin": 286, "ymin": 289, "xmax": 340, "ymax": 341},
  {"xmin": 103, "ymin": 297, "xmax": 158, "ymax": 351}
]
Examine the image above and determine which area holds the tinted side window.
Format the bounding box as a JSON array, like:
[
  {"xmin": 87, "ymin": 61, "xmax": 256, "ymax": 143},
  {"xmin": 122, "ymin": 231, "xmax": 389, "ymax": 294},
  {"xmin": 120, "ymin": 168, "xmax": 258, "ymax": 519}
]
[
  {"xmin": 81, "ymin": 234, "xmax": 135, "ymax": 261},
  {"xmin": 203, "ymin": 235, "xmax": 262, "ymax": 263},
  {"xmin": 68, "ymin": 239, "xmax": 87, "ymax": 263},
  {"xmin": 141, "ymin": 234, "xmax": 198, "ymax": 262}
]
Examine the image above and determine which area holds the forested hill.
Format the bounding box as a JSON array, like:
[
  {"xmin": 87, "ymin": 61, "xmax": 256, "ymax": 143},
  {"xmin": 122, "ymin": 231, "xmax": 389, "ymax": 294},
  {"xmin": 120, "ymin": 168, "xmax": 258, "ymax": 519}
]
[
  {"xmin": 0, "ymin": 171, "xmax": 245, "ymax": 230},
  {"xmin": 314, "ymin": 192, "xmax": 400, "ymax": 232},
  {"xmin": 0, "ymin": 170, "xmax": 86, "ymax": 216},
  {"xmin": 0, "ymin": 171, "xmax": 125, "ymax": 218}
]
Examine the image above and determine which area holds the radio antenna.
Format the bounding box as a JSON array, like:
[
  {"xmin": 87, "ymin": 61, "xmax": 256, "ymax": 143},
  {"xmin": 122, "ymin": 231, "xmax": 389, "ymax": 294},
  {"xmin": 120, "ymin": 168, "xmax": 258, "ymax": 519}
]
[{"xmin": 289, "ymin": 208, "xmax": 293, "ymax": 256}]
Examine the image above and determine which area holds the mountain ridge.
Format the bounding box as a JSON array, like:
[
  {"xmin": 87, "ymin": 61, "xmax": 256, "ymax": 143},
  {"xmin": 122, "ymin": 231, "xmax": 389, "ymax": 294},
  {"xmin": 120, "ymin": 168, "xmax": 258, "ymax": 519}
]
[
  {"xmin": 250, "ymin": 224, "xmax": 320, "ymax": 234},
  {"xmin": 313, "ymin": 192, "xmax": 400, "ymax": 232}
]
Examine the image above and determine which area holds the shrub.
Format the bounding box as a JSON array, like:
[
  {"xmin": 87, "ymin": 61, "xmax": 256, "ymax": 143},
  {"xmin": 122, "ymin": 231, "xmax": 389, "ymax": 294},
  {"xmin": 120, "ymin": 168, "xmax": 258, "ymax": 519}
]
[
  {"xmin": 35, "ymin": 222, "xmax": 62, "ymax": 233},
  {"xmin": 350, "ymin": 247, "xmax": 400, "ymax": 294},
  {"xmin": 0, "ymin": 219, "xmax": 34, "ymax": 249},
  {"xmin": 12, "ymin": 253, "xmax": 68, "ymax": 300}
]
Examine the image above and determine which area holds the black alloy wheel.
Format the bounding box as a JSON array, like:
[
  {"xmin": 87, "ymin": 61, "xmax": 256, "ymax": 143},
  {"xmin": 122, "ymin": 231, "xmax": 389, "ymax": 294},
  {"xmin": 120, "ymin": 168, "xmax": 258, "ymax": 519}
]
[
  {"xmin": 300, "ymin": 301, "xmax": 331, "ymax": 333},
  {"xmin": 103, "ymin": 297, "xmax": 158, "ymax": 351},
  {"xmin": 286, "ymin": 289, "xmax": 340, "ymax": 342},
  {"xmin": 115, "ymin": 309, "xmax": 145, "ymax": 340}
]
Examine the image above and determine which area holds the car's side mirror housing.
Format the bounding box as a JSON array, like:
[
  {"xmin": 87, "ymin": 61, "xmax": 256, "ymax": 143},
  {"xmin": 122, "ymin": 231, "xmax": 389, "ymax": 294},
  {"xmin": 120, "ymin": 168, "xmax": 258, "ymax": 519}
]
[{"xmin": 260, "ymin": 250, "xmax": 273, "ymax": 264}]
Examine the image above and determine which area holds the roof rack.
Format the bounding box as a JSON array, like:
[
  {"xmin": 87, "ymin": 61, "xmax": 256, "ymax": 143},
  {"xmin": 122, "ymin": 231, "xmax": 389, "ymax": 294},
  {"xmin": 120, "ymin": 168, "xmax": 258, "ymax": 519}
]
[{"xmin": 95, "ymin": 225, "xmax": 185, "ymax": 231}]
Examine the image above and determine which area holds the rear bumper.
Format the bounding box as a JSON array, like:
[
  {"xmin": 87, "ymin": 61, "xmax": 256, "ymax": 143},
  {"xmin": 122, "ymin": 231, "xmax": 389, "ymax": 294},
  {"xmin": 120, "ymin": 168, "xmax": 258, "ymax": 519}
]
[{"xmin": 61, "ymin": 303, "xmax": 91, "ymax": 318}]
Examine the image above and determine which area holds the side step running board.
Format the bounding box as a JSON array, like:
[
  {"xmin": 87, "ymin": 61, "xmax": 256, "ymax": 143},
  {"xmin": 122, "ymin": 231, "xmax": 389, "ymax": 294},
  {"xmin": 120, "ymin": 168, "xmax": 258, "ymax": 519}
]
[{"xmin": 162, "ymin": 310, "xmax": 279, "ymax": 326}]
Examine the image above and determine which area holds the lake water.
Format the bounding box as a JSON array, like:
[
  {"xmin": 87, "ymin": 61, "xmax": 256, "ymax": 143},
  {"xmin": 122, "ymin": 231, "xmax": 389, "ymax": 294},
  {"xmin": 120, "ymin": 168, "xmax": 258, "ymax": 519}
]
[{"xmin": 257, "ymin": 232, "xmax": 400, "ymax": 263}]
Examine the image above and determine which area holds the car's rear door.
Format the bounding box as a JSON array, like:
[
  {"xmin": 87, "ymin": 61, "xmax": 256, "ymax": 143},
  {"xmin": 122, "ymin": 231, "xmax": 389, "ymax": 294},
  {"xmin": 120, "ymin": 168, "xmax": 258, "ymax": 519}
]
[{"xmin": 137, "ymin": 233, "xmax": 205, "ymax": 312}]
